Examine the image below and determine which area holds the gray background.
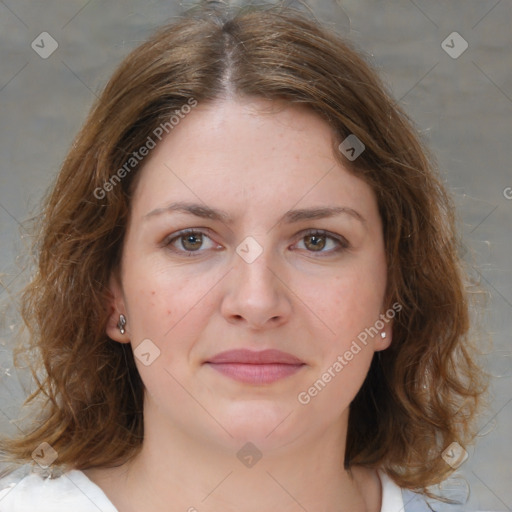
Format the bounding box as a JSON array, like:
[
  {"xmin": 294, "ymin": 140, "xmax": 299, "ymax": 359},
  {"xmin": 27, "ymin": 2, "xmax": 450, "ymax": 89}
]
[{"xmin": 0, "ymin": 0, "xmax": 510, "ymax": 510}]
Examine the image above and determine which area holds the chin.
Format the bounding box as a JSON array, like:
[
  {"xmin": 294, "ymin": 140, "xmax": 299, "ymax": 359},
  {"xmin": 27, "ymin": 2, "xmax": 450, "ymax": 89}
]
[{"xmin": 214, "ymin": 399, "xmax": 301, "ymax": 445}]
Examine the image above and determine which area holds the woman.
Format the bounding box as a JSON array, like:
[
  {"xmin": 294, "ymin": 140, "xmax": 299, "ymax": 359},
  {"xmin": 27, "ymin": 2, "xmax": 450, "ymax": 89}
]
[{"xmin": 0, "ymin": 1, "xmax": 487, "ymax": 510}]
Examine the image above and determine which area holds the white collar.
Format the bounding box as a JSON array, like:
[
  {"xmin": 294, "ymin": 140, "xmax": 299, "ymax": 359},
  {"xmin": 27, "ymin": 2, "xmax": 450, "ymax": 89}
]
[
  {"xmin": 1, "ymin": 466, "xmax": 406, "ymax": 512},
  {"xmin": 378, "ymin": 468, "xmax": 405, "ymax": 512}
]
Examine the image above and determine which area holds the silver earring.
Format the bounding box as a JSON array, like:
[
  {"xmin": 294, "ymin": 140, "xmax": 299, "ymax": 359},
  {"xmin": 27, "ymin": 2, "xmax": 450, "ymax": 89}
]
[
  {"xmin": 380, "ymin": 332, "xmax": 387, "ymax": 339},
  {"xmin": 117, "ymin": 314, "xmax": 126, "ymax": 335}
]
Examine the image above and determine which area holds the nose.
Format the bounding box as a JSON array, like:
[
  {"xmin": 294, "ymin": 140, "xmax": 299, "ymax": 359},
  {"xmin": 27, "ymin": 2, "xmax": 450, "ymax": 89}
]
[{"xmin": 220, "ymin": 241, "xmax": 293, "ymax": 330}]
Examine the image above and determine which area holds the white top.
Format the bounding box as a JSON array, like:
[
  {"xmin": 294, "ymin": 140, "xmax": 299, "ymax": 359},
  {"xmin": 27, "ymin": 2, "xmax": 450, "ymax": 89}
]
[
  {"xmin": 0, "ymin": 467, "xmax": 405, "ymax": 512},
  {"xmin": 0, "ymin": 468, "xmax": 117, "ymax": 512}
]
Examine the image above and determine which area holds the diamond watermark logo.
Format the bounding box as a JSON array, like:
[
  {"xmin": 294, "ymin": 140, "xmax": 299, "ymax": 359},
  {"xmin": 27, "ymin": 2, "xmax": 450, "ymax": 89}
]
[
  {"xmin": 236, "ymin": 442, "xmax": 263, "ymax": 468},
  {"xmin": 338, "ymin": 134, "xmax": 365, "ymax": 161},
  {"xmin": 441, "ymin": 32, "xmax": 468, "ymax": 59},
  {"xmin": 236, "ymin": 236, "xmax": 263, "ymax": 264},
  {"xmin": 441, "ymin": 441, "xmax": 468, "ymax": 468},
  {"xmin": 134, "ymin": 338, "xmax": 161, "ymax": 366},
  {"xmin": 31, "ymin": 32, "xmax": 58, "ymax": 59},
  {"xmin": 32, "ymin": 442, "xmax": 58, "ymax": 468}
]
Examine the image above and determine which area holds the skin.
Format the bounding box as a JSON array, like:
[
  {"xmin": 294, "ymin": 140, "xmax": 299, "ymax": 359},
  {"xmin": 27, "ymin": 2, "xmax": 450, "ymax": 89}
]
[{"xmin": 84, "ymin": 96, "xmax": 392, "ymax": 512}]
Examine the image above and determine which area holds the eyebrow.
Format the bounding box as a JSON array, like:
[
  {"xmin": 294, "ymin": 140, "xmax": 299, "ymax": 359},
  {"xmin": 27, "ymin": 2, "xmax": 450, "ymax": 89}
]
[{"xmin": 144, "ymin": 201, "xmax": 366, "ymax": 225}]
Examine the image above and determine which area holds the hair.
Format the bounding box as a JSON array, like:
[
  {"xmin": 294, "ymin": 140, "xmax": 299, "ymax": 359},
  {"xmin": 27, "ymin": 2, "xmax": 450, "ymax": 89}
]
[{"xmin": 0, "ymin": 0, "xmax": 488, "ymax": 497}]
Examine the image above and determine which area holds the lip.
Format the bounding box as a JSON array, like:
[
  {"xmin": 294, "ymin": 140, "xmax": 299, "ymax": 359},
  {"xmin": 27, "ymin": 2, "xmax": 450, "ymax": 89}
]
[
  {"xmin": 205, "ymin": 349, "xmax": 305, "ymax": 384},
  {"xmin": 206, "ymin": 349, "xmax": 304, "ymax": 365}
]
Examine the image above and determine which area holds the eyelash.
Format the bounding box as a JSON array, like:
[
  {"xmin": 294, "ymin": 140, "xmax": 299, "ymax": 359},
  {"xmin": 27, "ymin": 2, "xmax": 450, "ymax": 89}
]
[{"xmin": 162, "ymin": 228, "xmax": 349, "ymax": 257}]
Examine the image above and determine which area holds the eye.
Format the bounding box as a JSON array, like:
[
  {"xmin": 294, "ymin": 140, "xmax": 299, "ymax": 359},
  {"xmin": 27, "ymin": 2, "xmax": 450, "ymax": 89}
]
[
  {"xmin": 162, "ymin": 228, "xmax": 349, "ymax": 257},
  {"xmin": 163, "ymin": 229, "xmax": 220, "ymax": 256},
  {"xmin": 293, "ymin": 229, "xmax": 349, "ymax": 255}
]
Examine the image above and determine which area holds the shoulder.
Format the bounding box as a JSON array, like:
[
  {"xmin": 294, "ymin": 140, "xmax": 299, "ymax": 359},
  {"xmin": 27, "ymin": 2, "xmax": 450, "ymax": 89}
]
[
  {"xmin": 379, "ymin": 470, "xmax": 472, "ymax": 512},
  {"xmin": 401, "ymin": 487, "xmax": 470, "ymax": 512},
  {"xmin": 0, "ymin": 465, "xmax": 118, "ymax": 512},
  {"xmin": 385, "ymin": 474, "xmax": 472, "ymax": 512}
]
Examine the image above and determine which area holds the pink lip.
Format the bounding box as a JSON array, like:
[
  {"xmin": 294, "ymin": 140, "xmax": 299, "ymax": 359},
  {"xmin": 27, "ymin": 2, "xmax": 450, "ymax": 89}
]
[
  {"xmin": 205, "ymin": 349, "xmax": 305, "ymax": 384},
  {"xmin": 207, "ymin": 349, "xmax": 303, "ymax": 365}
]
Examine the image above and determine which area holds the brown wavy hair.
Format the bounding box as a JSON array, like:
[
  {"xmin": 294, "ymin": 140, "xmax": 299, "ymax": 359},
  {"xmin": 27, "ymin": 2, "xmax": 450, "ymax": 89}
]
[{"xmin": 0, "ymin": 0, "xmax": 488, "ymax": 496}]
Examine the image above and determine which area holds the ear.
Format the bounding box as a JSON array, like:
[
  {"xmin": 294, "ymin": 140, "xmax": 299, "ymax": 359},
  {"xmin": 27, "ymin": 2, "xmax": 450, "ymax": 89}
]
[{"xmin": 105, "ymin": 272, "xmax": 130, "ymax": 344}]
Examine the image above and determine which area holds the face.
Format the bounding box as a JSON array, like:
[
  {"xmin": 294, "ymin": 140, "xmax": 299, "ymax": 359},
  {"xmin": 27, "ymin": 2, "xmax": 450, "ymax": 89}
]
[{"xmin": 106, "ymin": 96, "xmax": 391, "ymax": 452}]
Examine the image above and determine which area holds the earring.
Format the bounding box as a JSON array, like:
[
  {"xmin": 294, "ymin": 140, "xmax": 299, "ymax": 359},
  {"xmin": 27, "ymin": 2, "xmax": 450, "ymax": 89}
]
[
  {"xmin": 380, "ymin": 332, "xmax": 387, "ymax": 340},
  {"xmin": 117, "ymin": 314, "xmax": 126, "ymax": 335}
]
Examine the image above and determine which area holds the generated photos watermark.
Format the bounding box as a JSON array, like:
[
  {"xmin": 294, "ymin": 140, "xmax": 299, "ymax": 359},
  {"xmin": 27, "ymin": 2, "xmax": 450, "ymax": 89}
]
[
  {"xmin": 338, "ymin": 134, "xmax": 365, "ymax": 161},
  {"xmin": 297, "ymin": 302, "xmax": 402, "ymax": 405},
  {"xmin": 93, "ymin": 97, "xmax": 198, "ymax": 200},
  {"xmin": 31, "ymin": 441, "xmax": 58, "ymax": 469}
]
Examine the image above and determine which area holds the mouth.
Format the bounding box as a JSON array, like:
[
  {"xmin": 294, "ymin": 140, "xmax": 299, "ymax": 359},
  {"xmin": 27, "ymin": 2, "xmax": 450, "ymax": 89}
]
[{"xmin": 205, "ymin": 349, "xmax": 306, "ymax": 385}]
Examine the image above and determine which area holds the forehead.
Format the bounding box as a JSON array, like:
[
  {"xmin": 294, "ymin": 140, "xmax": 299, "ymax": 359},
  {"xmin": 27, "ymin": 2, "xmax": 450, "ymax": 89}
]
[{"xmin": 130, "ymin": 97, "xmax": 379, "ymax": 226}]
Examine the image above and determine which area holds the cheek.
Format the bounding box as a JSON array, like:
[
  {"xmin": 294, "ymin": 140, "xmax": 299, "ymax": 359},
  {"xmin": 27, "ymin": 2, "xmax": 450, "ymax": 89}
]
[
  {"xmin": 122, "ymin": 260, "xmax": 220, "ymax": 352},
  {"xmin": 295, "ymin": 272, "xmax": 380, "ymax": 415},
  {"xmin": 297, "ymin": 264, "xmax": 386, "ymax": 344},
  {"xmin": 299, "ymin": 349, "xmax": 373, "ymax": 421}
]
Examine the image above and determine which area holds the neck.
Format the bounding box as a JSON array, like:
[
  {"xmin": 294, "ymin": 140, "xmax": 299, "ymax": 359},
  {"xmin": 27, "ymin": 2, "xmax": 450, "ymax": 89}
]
[{"xmin": 85, "ymin": 400, "xmax": 380, "ymax": 512}]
